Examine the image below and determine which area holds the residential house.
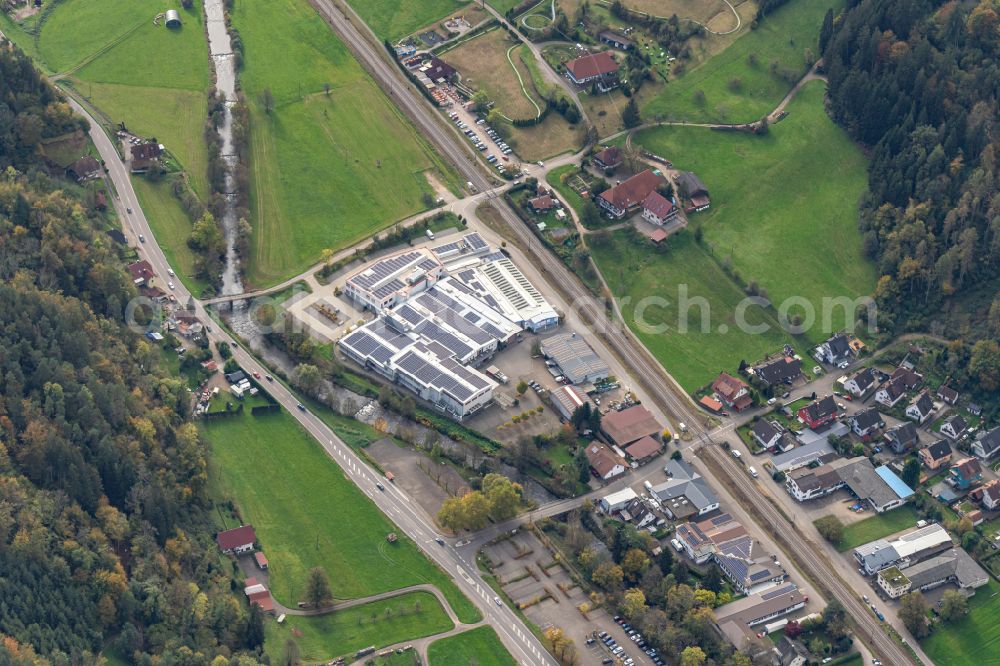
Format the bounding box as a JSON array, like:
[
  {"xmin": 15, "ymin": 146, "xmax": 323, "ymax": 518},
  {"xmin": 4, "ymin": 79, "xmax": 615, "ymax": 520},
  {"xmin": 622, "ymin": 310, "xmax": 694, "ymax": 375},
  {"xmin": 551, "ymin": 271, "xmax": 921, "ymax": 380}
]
[
  {"xmin": 968, "ymin": 403, "xmax": 983, "ymax": 417},
  {"xmin": 890, "ymin": 366, "xmax": 924, "ymax": 390},
  {"xmin": 775, "ymin": 636, "xmax": 810, "ymax": 666},
  {"xmin": 844, "ymin": 367, "xmax": 876, "ymax": 397},
  {"xmin": 585, "ymin": 442, "xmax": 626, "ymax": 480},
  {"xmin": 876, "ymin": 548, "xmax": 987, "ymax": 599},
  {"xmin": 712, "ymin": 372, "xmax": 752, "ymax": 412},
  {"xmin": 849, "ymin": 407, "xmax": 884, "ymax": 440},
  {"xmin": 753, "ymin": 356, "xmax": 802, "ymax": 386},
  {"xmin": 216, "ymin": 525, "xmax": 256, "ymax": 554},
  {"xmin": 797, "ymin": 395, "xmax": 838, "ymax": 430},
  {"xmin": 884, "ymin": 422, "xmax": 919, "ymax": 454},
  {"xmin": 713, "ymin": 533, "xmax": 787, "ymax": 595},
  {"xmin": 936, "ymin": 384, "xmax": 959, "ymax": 405},
  {"xmin": 598, "ymin": 29, "xmax": 633, "ymax": 50},
  {"xmin": 699, "ymin": 395, "xmax": 724, "ymax": 413},
  {"xmin": 785, "ymin": 457, "xmax": 853, "ymax": 502},
  {"xmin": 641, "ymin": 191, "xmax": 678, "ymax": 226},
  {"xmin": 919, "ymin": 439, "xmax": 952, "ymax": 471},
  {"xmin": 978, "ymin": 479, "xmax": 1000, "ymax": 511},
  {"xmin": 621, "ymin": 497, "xmax": 658, "ymax": 529},
  {"xmin": 940, "ymin": 414, "xmax": 968, "ymax": 441},
  {"xmin": 905, "ymin": 391, "xmax": 936, "ymax": 423},
  {"xmin": 972, "ymin": 426, "xmax": 1000, "ymax": 460},
  {"xmin": 596, "ymin": 169, "xmax": 666, "ymax": 219},
  {"xmin": 601, "ymin": 404, "xmax": 661, "ymax": 447},
  {"xmin": 563, "ymin": 51, "xmax": 619, "ymax": 90},
  {"xmin": 130, "ymin": 142, "xmax": 162, "ymax": 171},
  {"xmin": 815, "ymin": 333, "xmax": 852, "ymax": 365},
  {"xmin": 652, "ymin": 459, "xmax": 720, "ymax": 520},
  {"xmin": 674, "ymin": 513, "xmax": 745, "ymax": 564},
  {"xmin": 949, "ymin": 457, "xmax": 982, "ymax": 490},
  {"xmin": 127, "ymin": 260, "xmax": 155, "ymax": 286},
  {"xmin": 592, "ymin": 146, "xmax": 622, "ymax": 170},
  {"xmin": 750, "ymin": 419, "xmax": 783, "ymax": 451},
  {"xmin": 674, "ymin": 171, "xmax": 710, "ymax": 211},
  {"xmin": 528, "ymin": 194, "xmax": 556, "ymax": 213},
  {"xmin": 875, "ymin": 377, "xmax": 908, "ymax": 408},
  {"xmin": 422, "ymin": 57, "xmax": 456, "ymax": 82},
  {"xmin": 66, "ymin": 155, "xmax": 101, "ymax": 182}
]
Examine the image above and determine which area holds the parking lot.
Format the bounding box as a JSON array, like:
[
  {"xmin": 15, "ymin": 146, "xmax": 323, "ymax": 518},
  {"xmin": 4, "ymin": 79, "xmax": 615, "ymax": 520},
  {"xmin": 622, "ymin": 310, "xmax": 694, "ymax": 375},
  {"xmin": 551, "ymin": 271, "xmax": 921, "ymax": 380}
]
[{"xmin": 447, "ymin": 104, "xmax": 518, "ymax": 175}]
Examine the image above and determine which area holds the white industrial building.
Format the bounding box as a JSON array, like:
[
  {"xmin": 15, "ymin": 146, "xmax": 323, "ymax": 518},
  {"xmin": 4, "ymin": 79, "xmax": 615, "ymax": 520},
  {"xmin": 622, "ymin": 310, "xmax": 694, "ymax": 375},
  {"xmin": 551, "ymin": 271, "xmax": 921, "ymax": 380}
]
[
  {"xmin": 853, "ymin": 523, "xmax": 952, "ymax": 575},
  {"xmin": 344, "ymin": 248, "xmax": 446, "ymax": 311},
  {"xmin": 339, "ymin": 233, "xmax": 558, "ymax": 419},
  {"xmin": 540, "ymin": 332, "xmax": 609, "ymax": 385}
]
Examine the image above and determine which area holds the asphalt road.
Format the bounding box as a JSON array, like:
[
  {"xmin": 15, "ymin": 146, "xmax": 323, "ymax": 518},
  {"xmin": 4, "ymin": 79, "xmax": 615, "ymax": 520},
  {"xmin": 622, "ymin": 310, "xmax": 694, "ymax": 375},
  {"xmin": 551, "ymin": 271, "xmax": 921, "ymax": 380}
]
[{"xmin": 299, "ymin": 9, "xmax": 922, "ymax": 665}]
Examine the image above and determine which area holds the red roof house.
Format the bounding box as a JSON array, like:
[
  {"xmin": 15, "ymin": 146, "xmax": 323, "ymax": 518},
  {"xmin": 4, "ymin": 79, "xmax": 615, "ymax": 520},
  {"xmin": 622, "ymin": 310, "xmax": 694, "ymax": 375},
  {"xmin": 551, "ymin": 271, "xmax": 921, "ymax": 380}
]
[
  {"xmin": 597, "ymin": 170, "xmax": 666, "ymax": 219},
  {"xmin": 127, "ymin": 260, "xmax": 155, "ymax": 286},
  {"xmin": 797, "ymin": 396, "xmax": 839, "ymax": 430},
  {"xmin": 593, "ymin": 146, "xmax": 622, "ymax": 170},
  {"xmin": 216, "ymin": 525, "xmax": 256, "ymax": 554},
  {"xmin": 711, "ymin": 373, "xmax": 752, "ymax": 412},
  {"xmin": 564, "ymin": 51, "xmax": 619, "ymax": 89},
  {"xmin": 641, "ymin": 191, "xmax": 677, "ymax": 226}
]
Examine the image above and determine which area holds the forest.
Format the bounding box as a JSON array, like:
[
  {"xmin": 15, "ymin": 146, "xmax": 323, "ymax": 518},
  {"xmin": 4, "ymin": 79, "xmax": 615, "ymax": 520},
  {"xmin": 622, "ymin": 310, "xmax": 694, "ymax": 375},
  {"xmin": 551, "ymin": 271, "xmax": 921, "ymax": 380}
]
[
  {"xmin": 0, "ymin": 45, "xmax": 265, "ymax": 665},
  {"xmin": 823, "ymin": 0, "xmax": 1000, "ymax": 345}
]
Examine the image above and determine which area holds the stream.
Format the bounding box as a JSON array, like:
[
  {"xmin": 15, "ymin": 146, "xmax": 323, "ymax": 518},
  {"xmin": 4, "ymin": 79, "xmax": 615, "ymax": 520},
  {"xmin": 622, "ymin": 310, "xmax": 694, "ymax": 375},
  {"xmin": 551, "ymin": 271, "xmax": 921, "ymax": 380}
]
[{"xmin": 204, "ymin": 0, "xmax": 244, "ymax": 295}]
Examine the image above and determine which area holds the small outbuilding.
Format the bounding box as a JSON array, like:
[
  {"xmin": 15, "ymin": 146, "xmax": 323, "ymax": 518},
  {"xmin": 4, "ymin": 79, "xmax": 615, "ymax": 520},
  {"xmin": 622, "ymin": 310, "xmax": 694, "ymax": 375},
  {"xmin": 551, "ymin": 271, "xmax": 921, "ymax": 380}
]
[{"xmin": 165, "ymin": 9, "xmax": 182, "ymax": 28}]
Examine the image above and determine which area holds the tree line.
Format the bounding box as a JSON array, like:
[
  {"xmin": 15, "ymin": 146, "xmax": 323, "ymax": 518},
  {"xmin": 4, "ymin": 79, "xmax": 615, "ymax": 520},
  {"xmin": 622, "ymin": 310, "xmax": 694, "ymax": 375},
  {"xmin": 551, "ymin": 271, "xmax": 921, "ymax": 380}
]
[
  {"xmin": 823, "ymin": 0, "xmax": 1000, "ymax": 346},
  {"xmin": 0, "ymin": 45, "xmax": 267, "ymax": 666}
]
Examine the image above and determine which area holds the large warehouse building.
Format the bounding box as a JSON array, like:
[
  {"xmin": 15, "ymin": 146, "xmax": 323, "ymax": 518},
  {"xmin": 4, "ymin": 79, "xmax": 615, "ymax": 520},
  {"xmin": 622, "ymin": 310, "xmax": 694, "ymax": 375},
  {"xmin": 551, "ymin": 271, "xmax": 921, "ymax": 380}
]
[
  {"xmin": 540, "ymin": 332, "xmax": 609, "ymax": 384},
  {"xmin": 339, "ymin": 233, "xmax": 558, "ymax": 419}
]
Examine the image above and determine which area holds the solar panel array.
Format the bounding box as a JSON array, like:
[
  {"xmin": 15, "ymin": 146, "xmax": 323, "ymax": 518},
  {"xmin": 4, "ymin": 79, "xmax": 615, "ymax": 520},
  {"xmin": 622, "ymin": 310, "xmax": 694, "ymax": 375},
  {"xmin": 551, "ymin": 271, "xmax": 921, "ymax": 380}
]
[
  {"xmin": 342, "ymin": 329, "xmax": 395, "ymax": 365},
  {"xmin": 760, "ymin": 584, "xmax": 798, "ymax": 601},
  {"xmin": 464, "ymin": 232, "xmax": 487, "ymax": 251},
  {"xmin": 349, "ymin": 251, "xmax": 425, "ymax": 290},
  {"xmin": 396, "ymin": 349, "xmax": 479, "ymax": 401},
  {"xmin": 416, "ymin": 320, "xmax": 473, "ymax": 359}
]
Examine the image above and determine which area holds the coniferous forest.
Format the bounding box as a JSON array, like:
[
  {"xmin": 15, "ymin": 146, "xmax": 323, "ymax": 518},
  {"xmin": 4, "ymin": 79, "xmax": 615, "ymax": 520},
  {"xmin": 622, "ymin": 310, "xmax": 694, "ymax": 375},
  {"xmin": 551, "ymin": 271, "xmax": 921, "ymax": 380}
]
[
  {"xmin": 823, "ymin": 0, "xmax": 1000, "ymax": 342},
  {"xmin": 0, "ymin": 44, "xmax": 265, "ymax": 665}
]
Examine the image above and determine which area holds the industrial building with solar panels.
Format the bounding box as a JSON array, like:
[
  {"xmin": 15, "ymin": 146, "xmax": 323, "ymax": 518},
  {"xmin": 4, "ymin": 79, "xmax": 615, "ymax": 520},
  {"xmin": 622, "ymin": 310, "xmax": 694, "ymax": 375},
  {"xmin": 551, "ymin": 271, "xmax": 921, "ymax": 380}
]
[{"xmin": 339, "ymin": 232, "xmax": 559, "ymax": 419}]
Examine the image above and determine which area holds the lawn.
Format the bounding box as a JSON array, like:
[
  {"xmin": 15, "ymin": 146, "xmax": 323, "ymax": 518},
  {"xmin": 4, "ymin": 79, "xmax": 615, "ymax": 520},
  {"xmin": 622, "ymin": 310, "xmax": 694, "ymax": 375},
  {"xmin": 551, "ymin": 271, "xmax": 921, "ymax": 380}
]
[
  {"xmin": 233, "ymin": 0, "xmax": 459, "ymax": 287},
  {"xmin": 39, "ymin": 0, "xmax": 211, "ymax": 195},
  {"xmin": 204, "ymin": 407, "xmax": 481, "ymax": 623},
  {"xmin": 589, "ymin": 228, "xmax": 798, "ymax": 391},
  {"xmin": 344, "ymin": 0, "xmax": 468, "ymax": 40},
  {"xmin": 265, "ymin": 591, "xmax": 453, "ymax": 662},
  {"xmin": 643, "ymin": 0, "xmax": 844, "ymax": 123},
  {"xmin": 427, "ymin": 626, "xmax": 517, "ymax": 666},
  {"xmin": 832, "ymin": 505, "xmax": 920, "ymax": 552},
  {"xmin": 631, "ymin": 80, "xmax": 875, "ymax": 345},
  {"xmin": 132, "ymin": 176, "xmax": 211, "ymax": 295},
  {"xmin": 922, "ymin": 578, "xmax": 1000, "ymax": 666}
]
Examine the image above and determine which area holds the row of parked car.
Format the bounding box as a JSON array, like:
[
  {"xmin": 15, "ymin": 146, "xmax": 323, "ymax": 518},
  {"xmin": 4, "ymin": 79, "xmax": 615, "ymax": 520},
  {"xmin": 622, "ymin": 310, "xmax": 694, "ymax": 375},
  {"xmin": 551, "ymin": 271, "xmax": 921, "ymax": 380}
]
[{"xmin": 587, "ymin": 616, "xmax": 665, "ymax": 666}]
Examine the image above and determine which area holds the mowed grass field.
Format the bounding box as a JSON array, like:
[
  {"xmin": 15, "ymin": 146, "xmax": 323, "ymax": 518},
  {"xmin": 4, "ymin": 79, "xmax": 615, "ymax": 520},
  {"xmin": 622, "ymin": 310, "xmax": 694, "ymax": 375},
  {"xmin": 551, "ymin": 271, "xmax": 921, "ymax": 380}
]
[
  {"xmin": 132, "ymin": 177, "xmax": 210, "ymax": 294},
  {"xmin": 345, "ymin": 0, "xmax": 467, "ymax": 40},
  {"xmin": 232, "ymin": 0, "xmax": 460, "ymax": 287},
  {"xmin": 632, "ymin": 81, "xmax": 874, "ymax": 345},
  {"xmin": 39, "ymin": 0, "xmax": 211, "ymax": 196},
  {"xmin": 590, "ymin": 229, "xmax": 797, "ymax": 390},
  {"xmin": 832, "ymin": 505, "xmax": 920, "ymax": 552},
  {"xmin": 204, "ymin": 407, "xmax": 481, "ymax": 623},
  {"xmin": 643, "ymin": 0, "xmax": 842, "ymax": 123},
  {"xmin": 428, "ymin": 626, "xmax": 516, "ymax": 666},
  {"xmin": 265, "ymin": 591, "xmax": 453, "ymax": 661},
  {"xmin": 923, "ymin": 578, "xmax": 1000, "ymax": 666}
]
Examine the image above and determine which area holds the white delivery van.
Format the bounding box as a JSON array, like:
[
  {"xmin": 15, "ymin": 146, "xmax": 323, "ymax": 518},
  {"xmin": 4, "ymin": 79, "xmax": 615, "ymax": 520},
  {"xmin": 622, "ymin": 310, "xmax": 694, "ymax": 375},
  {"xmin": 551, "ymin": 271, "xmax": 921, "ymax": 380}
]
[{"xmin": 748, "ymin": 466, "xmax": 759, "ymax": 478}]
